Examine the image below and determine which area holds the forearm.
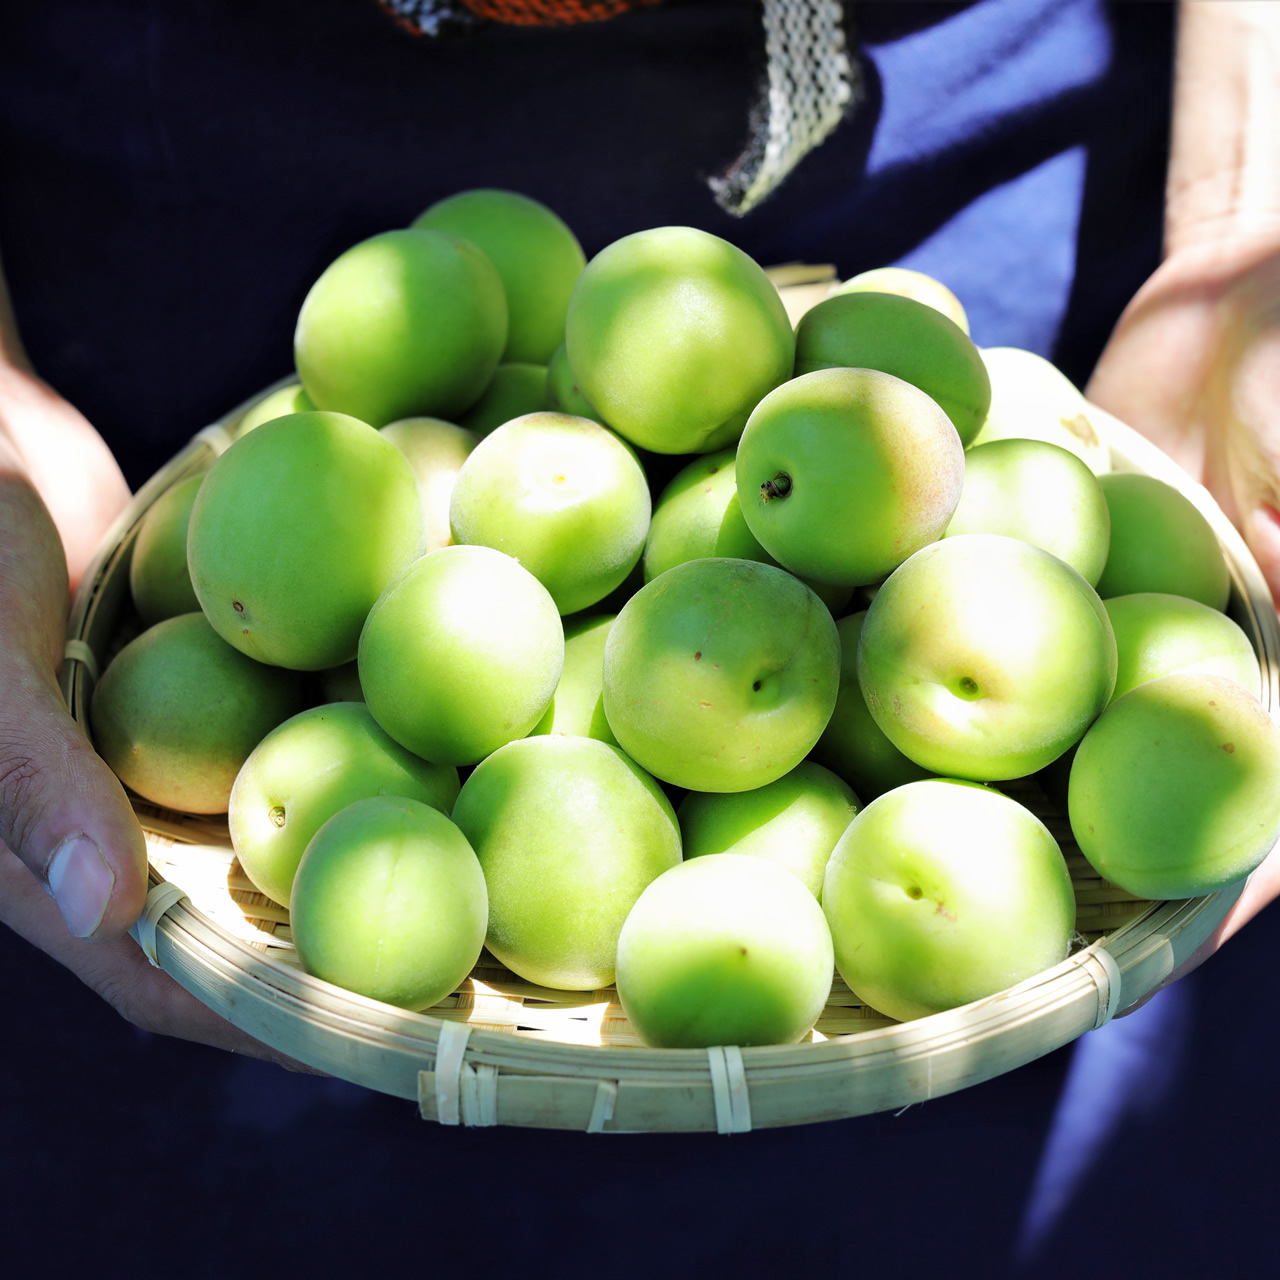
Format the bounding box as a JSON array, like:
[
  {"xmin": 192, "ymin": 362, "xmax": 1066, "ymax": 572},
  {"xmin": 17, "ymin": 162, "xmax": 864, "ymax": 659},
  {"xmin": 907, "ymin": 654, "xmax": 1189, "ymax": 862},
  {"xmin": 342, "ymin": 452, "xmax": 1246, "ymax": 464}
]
[
  {"xmin": 1166, "ymin": 0, "xmax": 1280, "ymax": 261},
  {"xmin": 0, "ymin": 254, "xmax": 131, "ymax": 588}
]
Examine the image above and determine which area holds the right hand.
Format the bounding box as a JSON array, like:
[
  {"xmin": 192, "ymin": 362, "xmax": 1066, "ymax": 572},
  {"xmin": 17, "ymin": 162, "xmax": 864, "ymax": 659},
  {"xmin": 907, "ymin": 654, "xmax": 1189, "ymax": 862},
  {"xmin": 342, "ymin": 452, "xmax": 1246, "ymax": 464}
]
[{"xmin": 0, "ymin": 367, "xmax": 315, "ymax": 1068}]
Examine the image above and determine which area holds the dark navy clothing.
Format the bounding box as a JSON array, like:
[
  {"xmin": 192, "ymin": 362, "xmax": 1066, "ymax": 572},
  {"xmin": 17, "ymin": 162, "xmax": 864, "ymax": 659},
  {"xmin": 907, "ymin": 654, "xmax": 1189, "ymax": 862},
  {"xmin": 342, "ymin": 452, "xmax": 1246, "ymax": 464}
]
[
  {"xmin": 6, "ymin": 3, "xmax": 1271, "ymax": 1277},
  {"xmin": 1, "ymin": 0, "xmax": 1170, "ymax": 484}
]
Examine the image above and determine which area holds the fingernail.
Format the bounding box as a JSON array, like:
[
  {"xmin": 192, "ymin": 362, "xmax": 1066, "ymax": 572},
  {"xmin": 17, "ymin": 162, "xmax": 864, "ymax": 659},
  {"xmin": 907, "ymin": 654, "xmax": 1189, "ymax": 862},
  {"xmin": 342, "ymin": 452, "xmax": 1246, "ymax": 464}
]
[{"xmin": 46, "ymin": 835, "xmax": 115, "ymax": 938}]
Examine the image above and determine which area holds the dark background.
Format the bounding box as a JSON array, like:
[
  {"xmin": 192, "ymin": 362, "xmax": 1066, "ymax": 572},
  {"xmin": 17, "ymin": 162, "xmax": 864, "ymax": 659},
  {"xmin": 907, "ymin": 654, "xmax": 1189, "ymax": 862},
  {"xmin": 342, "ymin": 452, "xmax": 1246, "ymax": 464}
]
[{"xmin": 5, "ymin": 3, "xmax": 1276, "ymax": 1275}]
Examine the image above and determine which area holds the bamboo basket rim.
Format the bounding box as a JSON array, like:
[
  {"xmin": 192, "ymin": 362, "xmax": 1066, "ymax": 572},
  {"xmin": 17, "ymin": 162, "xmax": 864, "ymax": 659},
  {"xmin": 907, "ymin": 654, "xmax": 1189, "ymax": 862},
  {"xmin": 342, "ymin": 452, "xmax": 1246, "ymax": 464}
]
[{"xmin": 60, "ymin": 376, "xmax": 1279, "ymax": 1133}]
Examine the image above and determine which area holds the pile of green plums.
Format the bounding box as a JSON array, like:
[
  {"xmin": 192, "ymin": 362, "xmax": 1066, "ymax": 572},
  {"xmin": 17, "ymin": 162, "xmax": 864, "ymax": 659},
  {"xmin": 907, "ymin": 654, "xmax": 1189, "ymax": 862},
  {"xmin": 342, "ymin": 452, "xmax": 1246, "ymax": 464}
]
[{"xmin": 90, "ymin": 188, "xmax": 1280, "ymax": 1047}]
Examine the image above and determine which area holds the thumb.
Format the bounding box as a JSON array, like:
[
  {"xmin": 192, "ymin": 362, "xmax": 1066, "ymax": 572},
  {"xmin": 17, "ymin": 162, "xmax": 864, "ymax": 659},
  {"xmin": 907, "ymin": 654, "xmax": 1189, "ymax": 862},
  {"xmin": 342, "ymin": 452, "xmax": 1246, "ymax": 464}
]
[{"xmin": 0, "ymin": 473, "xmax": 148, "ymax": 939}]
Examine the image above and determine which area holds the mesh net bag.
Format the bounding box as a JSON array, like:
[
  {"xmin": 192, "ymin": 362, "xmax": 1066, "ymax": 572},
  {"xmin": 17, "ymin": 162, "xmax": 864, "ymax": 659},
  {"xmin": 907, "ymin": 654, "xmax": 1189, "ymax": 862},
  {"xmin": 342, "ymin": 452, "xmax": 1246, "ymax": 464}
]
[{"xmin": 710, "ymin": 0, "xmax": 858, "ymax": 215}]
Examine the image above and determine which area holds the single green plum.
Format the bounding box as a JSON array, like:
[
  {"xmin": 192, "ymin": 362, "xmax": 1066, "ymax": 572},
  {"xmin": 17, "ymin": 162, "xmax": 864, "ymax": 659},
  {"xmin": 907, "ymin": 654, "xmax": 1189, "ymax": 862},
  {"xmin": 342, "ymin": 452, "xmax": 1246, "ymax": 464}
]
[
  {"xmin": 1096, "ymin": 472, "xmax": 1231, "ymax": 611},
  {"xmin": 565, "ymin": 225, "xmax": 794, "ymax": 455},
  {"xmin": 129, "ymin": 473, "xmax": 203, "ymax": 625},
  {"xmin": 678, "ymin": 760, "xmax": 859, "ymax": 899},
  {"xmin": 822, "ymin": 779, "xmax": 1076, "ymax": 1022},
  {"xmin": 290, "ymin": 795, "xmax": 487, "ymax": 1011},
  {"xmin": 858, "ymin": 534, "xmax": 1117, "ymax": 781},
  {"xmin": 1105, "ymin": 592, "xmax": 1262, "ymax": 702},
  {"xmin": 736, "ymin": 367, "xmax": 965, "ymax": 587},
  {"xmin": 449, "ymin": 411, "xmax": 651, "ymax": 615},
  {"xmin": 450, "ymin": 735, "xmax": 681, "ymax": 990},
  {"xmin": 811, "ymin": 610, "xmax": 934, "ymax": 800},
  {"xmin": 1068, "ymin": 673, "xmax": 1280, "ymax": 899},
  {"xmin": 835, "ymin": 266, "xmax": 970, "ymax": 333},
  {"xmin": 90, "ymin": 612, "xmax": 306, "ymax": 815},
  {"xmin": 602, "ymin": 557, "xmax": 841, "ymax": 793},
  {"xmin": 187, "ymin": 411, "xmax": 425, "ymax": 670},
  {"xmin": 529, "ymin": 613, "xmax": 619, "ymax": 745},
  {"xmin": 378, "ymin": 416, "xmax": 478, "ymax": 553},
  {"xmin": 294, "ymin": 227, "xmax": 508, "ymax": 427},
  {"xmin": 616, "ymin": 854, "xmax": 835, "ymax": 1048},
  {"xmin": 358, "ymin": 544, "xmax": 564, "ymax": 765},
  {"xmin": 459, "ymin": 362, "xmax": 549, "ymax": 438},
  {"xmin": 943, "ymin": 437, "xmax": 1111, "ymax": 586}
]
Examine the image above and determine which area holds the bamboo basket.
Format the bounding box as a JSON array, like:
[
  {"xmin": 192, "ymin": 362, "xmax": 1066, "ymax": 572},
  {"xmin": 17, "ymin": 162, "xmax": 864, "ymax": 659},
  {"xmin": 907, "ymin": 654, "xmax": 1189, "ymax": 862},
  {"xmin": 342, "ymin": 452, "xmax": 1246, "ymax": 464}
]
[{"xmin": 61, "ymin": 368, "xmax": 1279, "ymax": 1134}]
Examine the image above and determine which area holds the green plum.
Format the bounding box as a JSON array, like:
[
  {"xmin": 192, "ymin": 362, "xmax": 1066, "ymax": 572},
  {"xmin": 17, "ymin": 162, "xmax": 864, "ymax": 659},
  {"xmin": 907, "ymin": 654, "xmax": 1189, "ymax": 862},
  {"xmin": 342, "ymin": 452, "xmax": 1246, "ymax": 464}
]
[
  {"xmin": 529, "ymin": 613, "xmax": 619, "ymax": 745},
  {"xmin": 294, "ymin": 227, "xmax": 508, "ymax": 427},
  {"xmin": 544, "ymin": 342, "xmax": 604, "ymax": 424},
  {"xmin": 602, "ymin": 557, "xmax": 841, "ymax": 793},
  {"xmin": 644, "ymin": 448, "xmax": 775, "ymax": 581},
  {"xmin": 413, "ymin": 188, "xmax": 586, "ymax": 365},
  {"xmin": 1096, "ymin": 472, "xmax": 1231, "ymax": 610},
  {"xmin": 378, "ymin": 415, "xmax": 478, "ymax": 553},
  {"xmin": 358, "ymin": 544, "xmax": 564, "ymax": 765},
  {"xmin": 565, "ymin": 225, "xmax": 795, "ymax": 455},
  {"xmin": 943, "ymin": 437, "xmax": 1111, "ymax": 586},
  {"xmin": 1069, "ymin": 673, "xmax": 1280, "ymax": 899},
  {"xmin": 90, "ymin": 612, "xmax": 306, "ymax": 815},
  {"xmin": 793, "ymin": 291, "xmax": 991, "ymax": 446},
  {"xmin": 450, "ymin": 735, "xmax": 681, "ymax": 990},
  {"xmin": 811, "ymin": 610, "xmax": 934, "ymax": 800},
  {"xmin": 187, "ymin": 411, "xmax": 424, "ymax": 670},
  {"xmin": 678, "ymin": 760, "xmax": 859, "ymax": 899},
  {"xmin": 822, "ymin": 779, "xmax": 1076, "ymax": 1022},
  {"xmin": 129, "ymin": 473, "xmax": 203, "ymax": 625},
  {"xmin": 835, "ymin": 266, "xmax": 970, "ymax": 333},
  {"xmin": 228, "ymin": 700, "xmax": 460, "ymax": 907},
  {"xmin": 858, "ymin": 534, "xmax": 1117, "ymax": 781},
  {"xmin": 1105, "ymin": 592, "xmax": 1262, "ymax": 702},
  {"xmin": 290, "ymin": 795, "xmax": 487, "ymax": 1010},
  {"xmin": 235, "ymin": 381, "xmax": 314, "ymax": 437},
  {"xmin": 449, "ymin": 411, "xmax": 651, "ymax": 615},
  {"xmin": 459, "ymin": 362, "xmax": 549, "ymax": 438},
  {"xmin": 736, "ymin": 367, "xmax": 965, "ymax": 587},
  {"xmin": 616, "ymin": 853, "xmax": 835, "ymax": 1048}
]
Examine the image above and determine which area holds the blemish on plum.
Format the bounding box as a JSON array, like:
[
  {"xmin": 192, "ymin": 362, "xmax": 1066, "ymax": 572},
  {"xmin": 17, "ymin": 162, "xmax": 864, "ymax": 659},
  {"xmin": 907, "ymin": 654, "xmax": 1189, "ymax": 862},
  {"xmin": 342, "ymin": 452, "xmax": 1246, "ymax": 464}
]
[
  {"xmin": 906, "ymin": 885, "xmax": 923, "ymax": 900},
  {"xmin": 1222, "ymin": 742, "xmax": 1236, "ymax": 753},
  {"xmin": 694, "ymin": 651, "xmax": 702, "ymax": 661},
  {"xmin": 232, "ymin": 601, "xmax": 245, "ymax": 614},
  {"xmin": 269, "ymin": 805, "xmax": 286, "ymax": 828}
]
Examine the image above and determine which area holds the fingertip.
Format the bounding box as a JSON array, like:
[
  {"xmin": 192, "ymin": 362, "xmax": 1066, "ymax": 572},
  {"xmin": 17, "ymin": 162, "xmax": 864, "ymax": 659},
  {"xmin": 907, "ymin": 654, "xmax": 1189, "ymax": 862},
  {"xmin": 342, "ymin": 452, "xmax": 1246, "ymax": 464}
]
[{"xmin": 45, "ymin": 823, "xmax": 148, "ymax": 941}]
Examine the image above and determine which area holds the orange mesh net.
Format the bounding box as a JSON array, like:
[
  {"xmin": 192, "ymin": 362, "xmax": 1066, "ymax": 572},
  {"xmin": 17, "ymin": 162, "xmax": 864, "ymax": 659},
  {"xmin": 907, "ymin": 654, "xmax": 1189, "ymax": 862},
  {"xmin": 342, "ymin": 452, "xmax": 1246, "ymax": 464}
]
[{"xmin": 460, "ymin": 0, "xmax": 661, "ymax": 22}]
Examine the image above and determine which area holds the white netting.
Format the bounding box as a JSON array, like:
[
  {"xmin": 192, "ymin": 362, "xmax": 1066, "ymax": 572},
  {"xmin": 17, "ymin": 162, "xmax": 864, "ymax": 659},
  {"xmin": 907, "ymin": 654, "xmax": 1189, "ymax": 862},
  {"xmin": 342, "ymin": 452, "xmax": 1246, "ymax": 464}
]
[{"xmin": 711, "ymin": 0, "xmax": 858, "ymax": 216}]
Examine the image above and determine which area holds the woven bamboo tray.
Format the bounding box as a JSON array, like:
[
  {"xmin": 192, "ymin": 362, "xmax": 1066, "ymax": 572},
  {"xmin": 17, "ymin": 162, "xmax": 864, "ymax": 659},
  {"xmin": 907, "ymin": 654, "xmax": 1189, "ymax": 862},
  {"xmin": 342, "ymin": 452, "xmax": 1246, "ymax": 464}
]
[{"xmin": 61, "ymin": 380, "xmax": 1279, "ymax": 1134}]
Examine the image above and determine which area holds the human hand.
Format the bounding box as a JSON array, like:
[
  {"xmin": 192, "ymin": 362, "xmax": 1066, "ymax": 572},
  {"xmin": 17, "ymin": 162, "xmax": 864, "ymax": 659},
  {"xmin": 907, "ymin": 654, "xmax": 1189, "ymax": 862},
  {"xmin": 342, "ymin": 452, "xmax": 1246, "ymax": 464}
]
[
  {"xmin": 1086, "ymin": 229, "xmax": 1280, "ymax": 1004},
  {"xmin": 0, "ymin": 368, "xmax": 314, "ymax": 1068}
]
